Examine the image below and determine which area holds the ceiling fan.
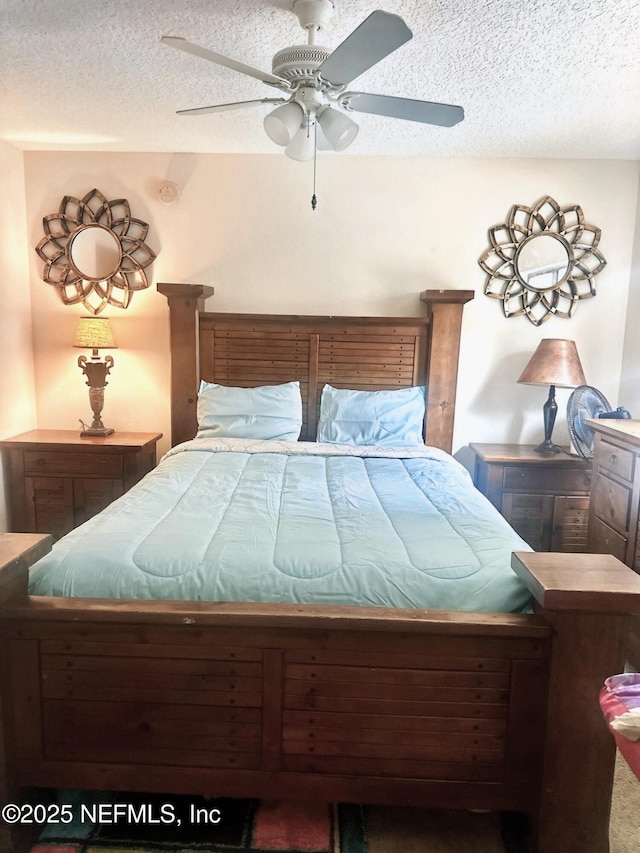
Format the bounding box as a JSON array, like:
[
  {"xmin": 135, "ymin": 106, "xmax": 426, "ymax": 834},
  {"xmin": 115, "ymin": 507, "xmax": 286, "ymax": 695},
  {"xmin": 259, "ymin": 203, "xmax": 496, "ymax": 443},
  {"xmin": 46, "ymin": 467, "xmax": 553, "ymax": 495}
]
[{"xmin": 161, "ymin": 0, "xmax": 464, "ymax": 164}]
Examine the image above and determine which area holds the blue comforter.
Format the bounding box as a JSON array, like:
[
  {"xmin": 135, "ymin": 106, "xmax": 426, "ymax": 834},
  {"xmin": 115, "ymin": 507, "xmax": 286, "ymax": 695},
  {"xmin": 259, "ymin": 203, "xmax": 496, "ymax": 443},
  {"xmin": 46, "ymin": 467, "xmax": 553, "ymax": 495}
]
[{"xmin": 28, "ymin": 438, "xmax": 532, "ymax": 612}]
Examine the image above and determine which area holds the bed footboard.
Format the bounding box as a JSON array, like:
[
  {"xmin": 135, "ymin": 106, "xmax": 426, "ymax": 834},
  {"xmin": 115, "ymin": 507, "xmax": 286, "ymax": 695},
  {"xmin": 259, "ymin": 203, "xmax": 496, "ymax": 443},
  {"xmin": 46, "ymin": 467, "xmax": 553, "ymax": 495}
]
[{"xmin": 1, "ymin": 541, "xmax": 639, "ymax": 853}]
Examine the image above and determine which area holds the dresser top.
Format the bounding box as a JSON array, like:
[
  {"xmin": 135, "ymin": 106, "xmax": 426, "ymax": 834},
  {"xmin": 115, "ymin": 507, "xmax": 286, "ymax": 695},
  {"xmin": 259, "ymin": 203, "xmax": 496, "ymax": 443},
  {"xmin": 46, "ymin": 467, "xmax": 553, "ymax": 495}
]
[{"xmin": 587, "ymin": 419, "xmax": 640, "ymax": 448}]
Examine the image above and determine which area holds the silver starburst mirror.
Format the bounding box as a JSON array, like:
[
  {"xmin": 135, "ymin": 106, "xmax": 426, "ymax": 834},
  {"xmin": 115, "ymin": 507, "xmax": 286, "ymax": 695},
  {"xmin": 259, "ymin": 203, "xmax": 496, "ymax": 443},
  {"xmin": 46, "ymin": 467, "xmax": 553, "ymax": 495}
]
[
  {"xmin": 35, "ymin": 188, "xmax": 157, "ymax": 315},
  {"xmin": 478, "ymin": 195, "xmax": 606, "ymax": 326}
]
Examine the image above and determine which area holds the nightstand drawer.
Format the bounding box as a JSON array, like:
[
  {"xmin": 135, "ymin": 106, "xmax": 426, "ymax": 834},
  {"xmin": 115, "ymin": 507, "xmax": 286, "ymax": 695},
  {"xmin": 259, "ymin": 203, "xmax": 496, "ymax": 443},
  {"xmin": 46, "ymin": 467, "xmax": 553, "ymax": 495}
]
[
  {"xmin": 597, "ymin": 440, "xmax": 635, "ymax": 483},
  {"xmin": 24, "ymin": 451, "xmax": 123, "ymax": 477},
  {"xmin": 591, "ymin": 474, "xmax": 631, "ymax": 536},
  {"xmin": 588, "ymin": 514, "xmax": 628, "ymax": 562},
  {"xmin": 503, "ymin": 466, "xmax": 590, "ymax": 493}
]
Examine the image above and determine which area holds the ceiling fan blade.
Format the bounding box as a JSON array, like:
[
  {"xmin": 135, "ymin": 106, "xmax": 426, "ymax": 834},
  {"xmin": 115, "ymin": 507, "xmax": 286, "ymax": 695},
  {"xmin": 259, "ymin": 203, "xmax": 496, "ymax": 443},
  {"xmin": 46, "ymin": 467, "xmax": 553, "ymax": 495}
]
[
  {"xmin": 161, "ymin": 36, "xmax": 288, "ymax": 88},
  {"xmin": 176, "ymin": 98, "xmax": 287, "ymax": 116},
  {"xmin": 341, "ymin": 92, "xmax": 464, "ymax": 127},
  {"xmin": 317, "ymin": 11, "xmax": 412, "ymax": 87}
]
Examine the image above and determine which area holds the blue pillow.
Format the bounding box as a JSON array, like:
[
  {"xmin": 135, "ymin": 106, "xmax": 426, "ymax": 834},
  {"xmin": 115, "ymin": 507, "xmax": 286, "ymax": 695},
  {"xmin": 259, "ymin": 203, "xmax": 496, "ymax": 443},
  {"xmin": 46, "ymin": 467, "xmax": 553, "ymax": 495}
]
[
  {"xmin": 318, "ymin": 384, "xmax": 426, "ymax": 446},
  {"xmin": 196, "ymin": 381, "xmax": 302, "ymax": 441}
]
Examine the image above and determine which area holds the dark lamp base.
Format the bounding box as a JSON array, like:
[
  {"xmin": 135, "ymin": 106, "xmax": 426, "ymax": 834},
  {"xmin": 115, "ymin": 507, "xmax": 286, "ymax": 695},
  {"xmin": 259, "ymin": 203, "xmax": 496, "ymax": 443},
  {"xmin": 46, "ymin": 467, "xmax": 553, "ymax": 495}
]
[
  {"xmin": 80, "ymin": 426, "xmax": 115, "ymax": 438},
  {"xmin": 534, "ymin": 439, "xmax": 562, "ymax": 455}
]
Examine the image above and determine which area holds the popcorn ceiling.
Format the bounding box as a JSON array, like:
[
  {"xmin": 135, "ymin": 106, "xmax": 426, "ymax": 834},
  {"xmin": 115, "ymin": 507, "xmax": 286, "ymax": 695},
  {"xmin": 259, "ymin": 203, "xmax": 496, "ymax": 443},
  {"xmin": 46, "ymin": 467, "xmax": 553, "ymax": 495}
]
[{"xmin": 2, "ymin": 0, "xmax": 639, "ymax": 157}]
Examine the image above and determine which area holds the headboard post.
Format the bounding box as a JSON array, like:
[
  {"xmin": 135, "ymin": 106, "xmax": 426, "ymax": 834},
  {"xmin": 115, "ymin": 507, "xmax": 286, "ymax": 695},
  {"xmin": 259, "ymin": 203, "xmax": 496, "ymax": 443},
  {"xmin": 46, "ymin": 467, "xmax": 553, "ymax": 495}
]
[
  {"xmin": 420, "ymin": 290, "xmax": 474, "ymax": 453},
  {"xmin": 158, "ymin": 283, "xmax": 214, "ymax": 446}
]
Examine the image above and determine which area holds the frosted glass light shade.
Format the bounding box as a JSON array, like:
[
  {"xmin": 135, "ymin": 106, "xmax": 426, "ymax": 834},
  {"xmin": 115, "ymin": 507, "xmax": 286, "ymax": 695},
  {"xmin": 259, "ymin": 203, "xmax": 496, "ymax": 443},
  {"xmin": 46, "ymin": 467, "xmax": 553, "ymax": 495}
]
[
  {"xmin": 264, "ymin": 101, "xmax": 304, "ymax": 146},
  {"xmin": 315, "ymin": 109, "xmax": 336, "ymax": 150},
  {"xmin": 285, "ymin": 126, "xmax": 315, "ymax": 161},
  {"xmin": 317, "ymin": 107, "xmax": 359, "ymax": 151}
]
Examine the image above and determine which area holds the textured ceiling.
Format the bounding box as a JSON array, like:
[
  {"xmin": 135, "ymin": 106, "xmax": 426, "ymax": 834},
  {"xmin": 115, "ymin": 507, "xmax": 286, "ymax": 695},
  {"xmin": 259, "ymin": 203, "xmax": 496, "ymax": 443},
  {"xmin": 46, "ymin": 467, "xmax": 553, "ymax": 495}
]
[{"xmin": 2, "ymin": 0, "xmax": 640, "ymax": 158}]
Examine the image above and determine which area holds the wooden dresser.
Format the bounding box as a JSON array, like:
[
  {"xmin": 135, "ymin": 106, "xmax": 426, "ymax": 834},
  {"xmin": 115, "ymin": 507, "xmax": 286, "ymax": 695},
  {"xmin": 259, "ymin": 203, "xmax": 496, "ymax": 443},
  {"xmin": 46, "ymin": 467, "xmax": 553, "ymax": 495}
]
[
  {"xmin": 587, "ymin": 419, "xmax": 640, "ymax": 667},
  {"xmin": 0, "ymin": 430, "xmax": 162, "ymax": 540},
  {"xmin": 470, "ymin": 443, "xmax": 591, "ymax": 552}
]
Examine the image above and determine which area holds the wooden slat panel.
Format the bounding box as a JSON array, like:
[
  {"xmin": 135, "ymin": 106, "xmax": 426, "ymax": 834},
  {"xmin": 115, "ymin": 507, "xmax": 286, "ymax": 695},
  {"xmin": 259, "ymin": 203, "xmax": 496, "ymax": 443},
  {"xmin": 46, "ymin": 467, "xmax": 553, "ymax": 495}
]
[
  {"xmin": 45, "ymin": 699, "xmax": 260, "ymax": 726},
  {"xmin": 283, "ymin": 695, "xmax": 507, "ymax": 718},
  {"xmin": 552, "ymin": 496, "xmax": 590, "ymax": 553},
  {"xmin": 28, "ymin": 477, "xmax": 74, "ymax": 540},
  {"xmin": 319, "ymin": 354, "xmax": 416, "ymax": 365},
  {"xmin": 282, "ymin": 725, "xmax": 503, "ymax": 750},
  {"xmin": 282, "ymin": 738, "xmax": 503, "ymax": 764},
  {"xmin": 8, "ymin": 640, "xmax": 43, "ymax": 762},
  {"xmin": 317, "ymin": 380, "xmax": 414, "ymax": 392},
  {"xmin": 262, "ymin": 648, "xmax": 283, "ymax": 771},
  {"xmin": 42, "ymin": 667, "xmax": 261, "ymax": 693},
  {"xmin": 43, "ymin": 683, "xmax": 262, "ymax": 706},
  {"xmin": 317, "ymin": 368, "xmax": 415, "ymax": 380},
  {"xmin": 320, "ymin": 332, "xmax": 423, "ymax": 342},
  {"xmin": 199, "ymin": 327, "xmax": 214, "ymax": 379},
  {"xmin": 42, "ymin": 654, "xmax": 260, "ymax": 677},
  {"xmin": 41, "ymin": 640, "xmax": 263, "ymax": 660},
  {"xmin": 215, "ymin": 359, "xmax": 311, "ymax": 370},
  {"xmin": 215, "ymin": 368, "xmax": 309, "ymax": 381},
  {"xmin": 282, "ymin": 709, "xmax": 506, "ymax": 735},
  {"xmin": 45, "ymin": 741, "xmax": 260, "ymax": 769},
  {"xmin": 282, "ymin": 754, "xmax": 502, "ymax": 782},
  {"xmin": 286, "ymin": 663, "xmax": 509, "ymax": 687},
  {"xmin": 212, "ymin": 329, "xmax": 312, "ymax": 340},
  {"xmin": 285, "ymin": 679, "xmax": 506, "ymax": 704},
  {"xmin": 44, "ymin": 706, "xmax": 259, "ymax": 753},
  {"xmin": 503, "ymin": 658, "xmax": 549, "ymax": 786},
  {"xmin": 215, "ymin": 341, "xmax": 310, "ymax": 354},
  {"xmin": 306, "ymin": 334, "xmax": 320, "ymax": 441},
  {"xmin": 284, "ymin": 642, "xmax": 544, "ymax": 666}
]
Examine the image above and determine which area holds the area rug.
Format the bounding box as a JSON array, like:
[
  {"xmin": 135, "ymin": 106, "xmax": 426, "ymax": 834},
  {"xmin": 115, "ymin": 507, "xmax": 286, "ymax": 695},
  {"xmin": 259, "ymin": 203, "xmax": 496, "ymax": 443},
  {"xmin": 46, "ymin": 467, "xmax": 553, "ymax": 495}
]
[{"xmin": 30, "ymin": 790, "xmax": 529, "ymax": 853}]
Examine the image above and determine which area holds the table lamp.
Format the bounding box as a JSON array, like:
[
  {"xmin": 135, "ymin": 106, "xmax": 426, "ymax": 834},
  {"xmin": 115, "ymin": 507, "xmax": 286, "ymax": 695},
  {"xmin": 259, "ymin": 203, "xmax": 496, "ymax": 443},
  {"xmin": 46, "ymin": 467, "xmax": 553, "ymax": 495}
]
[
  {"xmin": 74, "ymin": 316, "xmax": 117, "ymax": 437},
  {"xmin": 517, "ymin": 338, "xmax": 586, "ymax": 455}
]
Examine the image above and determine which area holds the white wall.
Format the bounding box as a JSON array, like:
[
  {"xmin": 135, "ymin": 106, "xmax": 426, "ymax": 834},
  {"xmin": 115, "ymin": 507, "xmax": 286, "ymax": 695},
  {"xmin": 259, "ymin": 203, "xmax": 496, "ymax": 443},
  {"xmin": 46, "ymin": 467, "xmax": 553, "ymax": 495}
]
[
  {"xmin": 620, "ymin": 188, "xmax": 640, "ymax": 416},
  {"xmin": 23, "ymin": 152, "xmax": 639, "ymax": 457},
  {"xmin": 0, "ymin": 141, "xmax": 37, "ymax": 531}
]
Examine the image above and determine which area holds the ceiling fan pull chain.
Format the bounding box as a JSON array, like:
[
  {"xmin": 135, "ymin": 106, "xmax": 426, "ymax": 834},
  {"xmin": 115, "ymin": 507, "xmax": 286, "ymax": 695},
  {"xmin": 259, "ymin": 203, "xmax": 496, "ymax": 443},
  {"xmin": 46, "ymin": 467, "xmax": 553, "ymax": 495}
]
[{"xmin": 311, "ymin": 117, "xmax": 318, "ymax": 210}]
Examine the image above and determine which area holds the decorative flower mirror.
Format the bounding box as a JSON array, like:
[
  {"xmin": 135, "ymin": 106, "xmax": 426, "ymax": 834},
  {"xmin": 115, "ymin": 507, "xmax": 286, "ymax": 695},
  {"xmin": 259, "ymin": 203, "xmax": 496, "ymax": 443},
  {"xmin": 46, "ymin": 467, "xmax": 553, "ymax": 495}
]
[
  {"xmin": 35, "ymin": 188, "xmax": 157, "ymax": 315},
  {"xmin": 478, "ymin": 195, "xmax": 607, "ymax": 326}
]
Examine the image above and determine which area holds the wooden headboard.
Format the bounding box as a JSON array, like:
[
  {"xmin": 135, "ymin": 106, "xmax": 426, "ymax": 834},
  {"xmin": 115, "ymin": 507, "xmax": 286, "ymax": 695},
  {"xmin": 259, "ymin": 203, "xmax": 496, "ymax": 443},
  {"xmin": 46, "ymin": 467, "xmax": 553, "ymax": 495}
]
[{"xmin": 158, "ymin": 285, "xmax": 473, "ymax": 453}]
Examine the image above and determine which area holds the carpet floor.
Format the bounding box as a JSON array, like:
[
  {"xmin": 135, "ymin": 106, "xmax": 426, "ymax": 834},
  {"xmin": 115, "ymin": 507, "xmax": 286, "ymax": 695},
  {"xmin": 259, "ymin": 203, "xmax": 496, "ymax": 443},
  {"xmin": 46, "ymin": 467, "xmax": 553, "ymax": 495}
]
[
  {"xmin": 30, "ymin": 790, "xmax": 528, "ymax": 853},
  {"xmin": 28, "ymin": 752, "xmax": 640, "ymax": 853}
]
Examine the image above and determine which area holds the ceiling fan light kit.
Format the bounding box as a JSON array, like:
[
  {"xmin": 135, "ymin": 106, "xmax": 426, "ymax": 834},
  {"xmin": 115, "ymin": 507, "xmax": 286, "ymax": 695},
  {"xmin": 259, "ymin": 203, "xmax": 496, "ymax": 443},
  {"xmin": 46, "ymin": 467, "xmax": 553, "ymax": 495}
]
[
  {"xmin": 317, "ymin": 106, "xmax": 359, "ymax": 151},
  {"xmin": 162, "ymin": 0, "xmax": 464, "ymax": 203},
  {"xmin": 263, "ymin": 101, "xmax": 305, "ymax": 146},
  {"xmin": 285, "ymin": 122, "xmax": 316, "ymax": 161}
]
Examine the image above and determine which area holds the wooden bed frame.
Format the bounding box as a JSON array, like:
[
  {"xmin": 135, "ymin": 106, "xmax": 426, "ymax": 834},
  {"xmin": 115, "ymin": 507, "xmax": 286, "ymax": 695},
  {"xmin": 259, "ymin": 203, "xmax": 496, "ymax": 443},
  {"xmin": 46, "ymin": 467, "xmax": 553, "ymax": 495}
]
[{"xmin": 1, "ymin": 284, "xmax": 640, "ymax": 853}]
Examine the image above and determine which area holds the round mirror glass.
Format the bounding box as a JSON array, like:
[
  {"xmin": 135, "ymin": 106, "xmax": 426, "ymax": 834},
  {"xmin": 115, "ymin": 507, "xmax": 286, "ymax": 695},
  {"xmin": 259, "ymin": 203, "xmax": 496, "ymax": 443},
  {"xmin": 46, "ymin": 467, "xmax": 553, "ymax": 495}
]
[
  {"xmin": 515, "ymin": 233, "xmax": 571, "ymax": 292},
  {"xmin": 68, "ymin": 224, "xmax": 122, "ymax": 281}
]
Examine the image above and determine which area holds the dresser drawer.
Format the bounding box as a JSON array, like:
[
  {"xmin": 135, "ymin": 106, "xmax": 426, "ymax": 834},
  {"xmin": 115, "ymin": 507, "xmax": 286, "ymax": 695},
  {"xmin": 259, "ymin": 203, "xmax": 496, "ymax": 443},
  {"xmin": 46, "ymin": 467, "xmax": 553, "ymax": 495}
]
[
  {"xmin": 596, "ymin": 439, "xmax": 635, "ymax": 483},
  {"xmin": 588, "ymin": 514, "xmax": 628, "ymax": 562},
  {"xmin": 591, "ymin": 474, "xmax": 631, "ymax": 536},
  {"xmin": 503, "ymin": 466, "xmax": 590, "ymax": 493},
  {"xmin": 24, "ymin": 451, "xmax": 123, "ymax": 477}
]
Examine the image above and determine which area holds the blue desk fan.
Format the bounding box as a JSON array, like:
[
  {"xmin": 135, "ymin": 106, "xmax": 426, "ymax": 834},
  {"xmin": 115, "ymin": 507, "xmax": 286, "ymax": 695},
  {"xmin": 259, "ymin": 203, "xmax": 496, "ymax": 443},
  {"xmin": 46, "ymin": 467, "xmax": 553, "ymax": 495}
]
[{"xmin": 567, "ymin": 385, "xmax": 631, "ymax": 459}]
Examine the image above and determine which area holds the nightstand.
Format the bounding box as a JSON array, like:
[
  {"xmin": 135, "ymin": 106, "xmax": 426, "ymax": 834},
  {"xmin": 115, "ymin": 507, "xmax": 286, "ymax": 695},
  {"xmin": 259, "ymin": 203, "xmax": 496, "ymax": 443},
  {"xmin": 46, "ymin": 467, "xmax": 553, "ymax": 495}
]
[
  {"xmin": 470, "ymin": 443, "xmax": 592, "ymax": 552},
  {"xmin": 0, "ymin": 430, "xmax": 162, "ymax": 539}
]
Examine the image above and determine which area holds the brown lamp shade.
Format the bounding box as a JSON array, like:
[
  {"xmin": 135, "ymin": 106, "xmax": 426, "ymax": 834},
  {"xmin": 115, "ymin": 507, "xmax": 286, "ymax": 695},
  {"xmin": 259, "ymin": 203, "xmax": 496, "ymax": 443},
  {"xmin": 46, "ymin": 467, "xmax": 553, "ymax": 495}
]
[
  {"xmin": 73, "ymin": 317, "xmax": 117, "ymax": 350},
  {"xmin": 517, "ymin": 339, "xmax": 586, "ymax": 389}
]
